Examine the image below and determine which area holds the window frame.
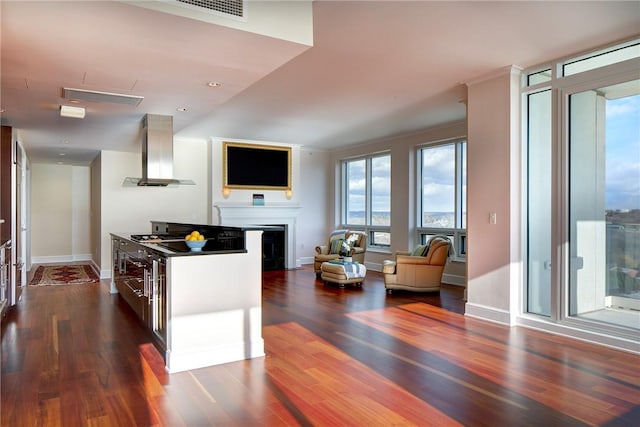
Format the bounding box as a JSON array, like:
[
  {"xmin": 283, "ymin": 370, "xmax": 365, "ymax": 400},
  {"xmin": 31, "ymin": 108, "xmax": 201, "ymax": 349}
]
[
  {"xmin": 521, "ymin": 37, "xmax": 640, "ymax": 342},
  {"xmin": 341, "ymin": 152, "xmax": 391, "ymax": 250},
  {"xmin": 416, "ymin": 139, "xmax": 467, "ymax": 261}
]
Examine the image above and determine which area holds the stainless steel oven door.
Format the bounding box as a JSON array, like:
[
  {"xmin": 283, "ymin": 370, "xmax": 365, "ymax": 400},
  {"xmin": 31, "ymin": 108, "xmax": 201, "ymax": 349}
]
[
  {"xmin": 114, "ymin": 242, "xmax": 151, "ymax": 321},
  {"xmin": 150, "ymin": 256, "xmax": 167, "ymax": 350}
]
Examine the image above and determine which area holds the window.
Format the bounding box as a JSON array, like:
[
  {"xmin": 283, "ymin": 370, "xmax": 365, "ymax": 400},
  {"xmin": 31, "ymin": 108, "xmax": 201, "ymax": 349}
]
[
  {"xmin": 418, "ymin": 140, "xmax": 466, "ymax": 259},
  {"xmin": 527, "ymin": 68, "xmax": 552, "ymax": 86},
  {"xmin": 343, "ymin": 153, "xmax": 391, "ymax": 247},
  {"xmin": 523, "ymin": 39, "xmax": 640, "ymax": 337},
  {"xmin": 562, "ymin": 41, "xmax": 639, "ymax": 76}
]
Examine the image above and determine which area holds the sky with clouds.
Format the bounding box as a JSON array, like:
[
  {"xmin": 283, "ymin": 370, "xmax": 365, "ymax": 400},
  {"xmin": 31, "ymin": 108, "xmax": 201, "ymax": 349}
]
[{"xmin": 606, "ymin": 94, "xmax": 639, "ymax": 210}]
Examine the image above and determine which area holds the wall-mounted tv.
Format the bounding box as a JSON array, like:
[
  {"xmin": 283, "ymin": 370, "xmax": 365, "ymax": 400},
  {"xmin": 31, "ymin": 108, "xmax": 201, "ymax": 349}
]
[{"xmin": 223, "ymin": 142, "xmax": 291, "ymax": 191}]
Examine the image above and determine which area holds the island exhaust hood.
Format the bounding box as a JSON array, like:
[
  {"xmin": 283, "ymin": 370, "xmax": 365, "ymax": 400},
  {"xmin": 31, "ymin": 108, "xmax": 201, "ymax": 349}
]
[{"xmin": 123, "ymin": 114, "xmax": 195, "ymax": 187}]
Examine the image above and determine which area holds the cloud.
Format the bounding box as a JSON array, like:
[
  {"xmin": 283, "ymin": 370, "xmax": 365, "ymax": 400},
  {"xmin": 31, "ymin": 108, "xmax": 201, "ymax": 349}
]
[
  {"xmin": 606, "ymin": 160, "xmax": 640, "ymax": 210},
  {"xmin": 422, "ymin": 183, "xmax": 455, "ymax": 211},
  {"xmin": 606, "ymin": 96, "xmax": 640, "ymax": 119}
]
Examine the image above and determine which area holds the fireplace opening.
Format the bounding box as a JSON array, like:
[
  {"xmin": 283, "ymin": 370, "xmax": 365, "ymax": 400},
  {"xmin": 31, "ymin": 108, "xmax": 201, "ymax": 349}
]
[{"xmin": 261, "ymin": 225, "xmax": 285, "ymax": 271}]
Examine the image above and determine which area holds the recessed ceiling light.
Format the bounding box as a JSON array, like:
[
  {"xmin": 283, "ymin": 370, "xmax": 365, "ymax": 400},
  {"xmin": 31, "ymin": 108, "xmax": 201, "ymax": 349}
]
[
  {"xmin": 176, "ymin": 107, "xmax": 188, "ymax": 112},
  {"xmin": 207, "ymin": 82, "xmax": 222, "ymax": 88},
  {"xmin": 59, "ymin": 153, "xmax": 66, "ymax": 156}
]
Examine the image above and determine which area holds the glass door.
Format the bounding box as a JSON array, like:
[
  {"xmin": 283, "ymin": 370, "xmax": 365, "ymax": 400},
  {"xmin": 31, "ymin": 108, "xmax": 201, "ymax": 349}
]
[{"xmin": 568, "ymin": 80, "xmax": 640, "ymax": 331}]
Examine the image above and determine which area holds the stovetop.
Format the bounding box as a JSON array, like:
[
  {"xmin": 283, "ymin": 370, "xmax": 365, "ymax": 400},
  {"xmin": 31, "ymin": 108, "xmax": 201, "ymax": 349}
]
[{"xmin": 130, "ymin": 234, "xmax": 183, "ymax": 242}]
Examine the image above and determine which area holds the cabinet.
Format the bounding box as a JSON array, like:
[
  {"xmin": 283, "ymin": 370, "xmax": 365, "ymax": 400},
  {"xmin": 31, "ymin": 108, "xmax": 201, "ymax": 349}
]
[
  {"xmin": 0, "ymin": 243, "xmax": 8, "ymax": 312},
  {"xmin": 0, "ymin": 126, "xmax": 11, "ymax": 243},
  {"xmin": 0, "ymin": 126, "xmax": 11, "ymax": 314},
  {"xmin": 0, "ymin": 125, "xmax": 25, "ymax": 313}
]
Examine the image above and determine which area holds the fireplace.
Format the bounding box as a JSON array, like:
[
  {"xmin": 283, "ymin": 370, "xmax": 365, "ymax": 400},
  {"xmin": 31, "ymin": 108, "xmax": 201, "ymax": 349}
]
[
  {"xmin": 262, "ymin": 225, "xmax": 285, "ymax": 271},
  {"xmin": 214, "ymin": 203, "xmax": 301, "ymax": 269}
]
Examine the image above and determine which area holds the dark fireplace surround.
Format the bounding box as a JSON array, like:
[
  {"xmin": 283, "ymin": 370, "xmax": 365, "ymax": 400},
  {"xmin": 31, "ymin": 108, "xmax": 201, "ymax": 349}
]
[{"xmin": 261, "ymin": 225, "xmax": 285, "ymax": 271}]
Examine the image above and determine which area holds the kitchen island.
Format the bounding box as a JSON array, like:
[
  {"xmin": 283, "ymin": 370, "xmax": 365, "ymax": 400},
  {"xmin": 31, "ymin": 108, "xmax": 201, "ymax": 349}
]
[{"xmin": 111, "ymin": 222, "xmax": 264, "ymax": 373}]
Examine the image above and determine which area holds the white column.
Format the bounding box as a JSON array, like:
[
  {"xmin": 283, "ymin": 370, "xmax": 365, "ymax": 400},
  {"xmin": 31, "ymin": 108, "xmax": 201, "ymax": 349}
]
[{"xmin": 465, "ymin": 66, "xmax": 522, "ymax": 326}]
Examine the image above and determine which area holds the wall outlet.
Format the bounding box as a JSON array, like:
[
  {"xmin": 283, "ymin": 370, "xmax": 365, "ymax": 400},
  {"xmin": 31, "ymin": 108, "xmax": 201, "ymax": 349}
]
[{"xmin": 489, "ymin": 212, "xmax": 497, "ymax": 224}]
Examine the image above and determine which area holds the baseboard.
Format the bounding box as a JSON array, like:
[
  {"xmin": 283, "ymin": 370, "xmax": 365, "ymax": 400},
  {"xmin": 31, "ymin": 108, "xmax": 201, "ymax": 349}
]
[
  {"xmin": 166, "ymin": 339, "xmax": 265, "ymax": 373},
  {"xmin": 32, "ymin": 254, "xmax": 92, "ymax": 264},
  {"xmin": 464, "ymin": 302, "xmax": 514, "ymax": 326},
  {"xmin": 442, "ymin": 273, "xmax": 466, "ymax": 287},
  {"xmin": 364, "ymin": 261, "xmax": 382, "ymax": 272},
  {"xmin": 517, "ymin": 315, "xmax": 640, "ymax": 355},
  {"xmin": 99, "ymin": 267, "xmax": 112, "ymax": 280},
  {"xmin": 298, "ymin": 256, "xmax": 314, "ymax": 266}
]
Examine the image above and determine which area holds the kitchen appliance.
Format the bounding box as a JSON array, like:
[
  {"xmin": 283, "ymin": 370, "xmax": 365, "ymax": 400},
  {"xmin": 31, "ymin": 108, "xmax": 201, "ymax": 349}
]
[
  {"xmin": 112, "ymin": 237, "xmax": 166, "ymax": 350},
  {"xmin": 130, "ymin": 233, "xmax": 182, "ymax": 243},
  {"xmin": 122, "ymin": 114, "xmax": 195, "ymax": 187}
]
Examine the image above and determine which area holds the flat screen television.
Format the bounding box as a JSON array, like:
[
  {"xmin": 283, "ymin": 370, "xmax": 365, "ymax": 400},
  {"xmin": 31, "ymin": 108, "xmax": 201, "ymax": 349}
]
[{"xmin": 223, "ymin": 142, "xmax": 291, "ymax": 191}]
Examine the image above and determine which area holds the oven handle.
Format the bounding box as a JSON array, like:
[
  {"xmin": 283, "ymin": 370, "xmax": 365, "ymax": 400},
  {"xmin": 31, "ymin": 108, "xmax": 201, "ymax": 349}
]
[
  {"xmin": 123, "ymin": 279, "xmax": 144, "ymax": 297},
  {"xmin": 143, "ymin": 268, "xmax": 150, "ymax": 298}
]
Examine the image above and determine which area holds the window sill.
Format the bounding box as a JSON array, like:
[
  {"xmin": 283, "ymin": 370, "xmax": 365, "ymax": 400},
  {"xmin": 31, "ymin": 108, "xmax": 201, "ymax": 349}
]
[{"xmin": 367, "ymin": 247, "xmax": 392, "ymax": 255}]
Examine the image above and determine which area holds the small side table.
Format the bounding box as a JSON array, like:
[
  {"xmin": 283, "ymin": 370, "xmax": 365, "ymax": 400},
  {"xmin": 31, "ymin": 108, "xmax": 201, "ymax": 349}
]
[{"xmin": 320, "ymin": 260, "xmax": 366, "ymax": 287}]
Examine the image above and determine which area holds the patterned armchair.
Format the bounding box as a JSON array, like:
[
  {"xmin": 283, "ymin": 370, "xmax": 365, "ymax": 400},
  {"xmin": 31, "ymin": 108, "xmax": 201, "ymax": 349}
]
[
  {"xmin": 313, "ymin": 230, "xmax": 367, "ymax": 277},
  {"xmin": 382, "ymin": 236, "xmax": 452, "ymax": 293}
]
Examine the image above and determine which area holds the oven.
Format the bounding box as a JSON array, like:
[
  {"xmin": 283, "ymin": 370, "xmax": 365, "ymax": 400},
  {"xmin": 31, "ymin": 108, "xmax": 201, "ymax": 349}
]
[
  {"xmin": 112, "ymin": 236, "xmax": 166, "ymax": 352},
  {"xmin": 151, "ymin": 255, "xmax": 166, "ymax": 348},
  {"xmin": 113, "ymin": 237, "xmax": 152, "ymax": 321}
]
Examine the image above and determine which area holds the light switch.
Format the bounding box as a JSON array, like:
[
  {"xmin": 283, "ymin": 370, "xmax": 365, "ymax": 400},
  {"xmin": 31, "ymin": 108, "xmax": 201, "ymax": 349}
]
[{"xmin": 489, "ymin": 212, "xmax": 497, "ymax": 224}]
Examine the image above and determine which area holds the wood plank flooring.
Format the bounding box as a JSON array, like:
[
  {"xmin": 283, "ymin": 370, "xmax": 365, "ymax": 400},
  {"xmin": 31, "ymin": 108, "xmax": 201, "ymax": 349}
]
[{"xmin": 2, "ymin": 266, "xmax": 639, "ymax": 426}]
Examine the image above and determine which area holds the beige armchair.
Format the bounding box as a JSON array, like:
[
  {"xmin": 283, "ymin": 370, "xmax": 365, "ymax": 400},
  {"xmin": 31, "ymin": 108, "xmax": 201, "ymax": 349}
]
[
  {"xmin": 382, "ymin": 236, "xmax": 452, "ymax": 293},
  {"xmin": 314, "ymin": 230, "xmax": 367, "ymax": 277}
]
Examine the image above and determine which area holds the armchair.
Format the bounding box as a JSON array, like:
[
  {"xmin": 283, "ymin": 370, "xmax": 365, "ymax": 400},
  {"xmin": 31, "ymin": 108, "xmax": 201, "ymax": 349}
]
[
  {"xmin": 382, "ymin": 236, "xmax": 452, "ymax": 293},
  {"xmin": 314, "ymin": 230, "xmax": 367, "ymax": 277}
]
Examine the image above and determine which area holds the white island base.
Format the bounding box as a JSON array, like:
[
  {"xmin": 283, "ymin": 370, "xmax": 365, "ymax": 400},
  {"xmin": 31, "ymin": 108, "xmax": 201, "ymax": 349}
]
[{"xmin": 165, "ymin": 229, "xmax": 264, "ymax": 373}]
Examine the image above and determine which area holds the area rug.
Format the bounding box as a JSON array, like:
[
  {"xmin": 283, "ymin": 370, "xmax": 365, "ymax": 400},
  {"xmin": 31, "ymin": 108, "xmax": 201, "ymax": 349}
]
[{"xmin": 29, "ymin": 265, "xmax": 100, "ymax": 286}]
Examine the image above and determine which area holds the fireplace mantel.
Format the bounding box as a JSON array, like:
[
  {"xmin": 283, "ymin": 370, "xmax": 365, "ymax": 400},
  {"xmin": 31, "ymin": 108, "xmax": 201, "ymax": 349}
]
[{"xmin": 214, "ymin": 203, "xmax": 301, "ymax": 269}]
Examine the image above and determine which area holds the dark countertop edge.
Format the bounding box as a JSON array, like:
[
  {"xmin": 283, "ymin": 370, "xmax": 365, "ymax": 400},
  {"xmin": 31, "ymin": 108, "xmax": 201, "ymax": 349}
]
[
  {"xmin": 110, "ymin": 232, "xmax": 247, "ymax": 257},
  {"xmin": 152, "ymin": 221, "xmax": 283, "ymax": 232},
  {"xmin": 235, "ymin": 225, "xmax": 285, "ymax": 231}
]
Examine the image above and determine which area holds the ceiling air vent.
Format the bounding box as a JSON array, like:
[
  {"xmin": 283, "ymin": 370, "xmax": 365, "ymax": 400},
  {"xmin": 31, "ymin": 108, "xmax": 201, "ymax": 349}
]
[
  {"xmin": 173, "ymin": 0, "xmax": 244, "ymax": 18},
  {"xmin": 62, "ymin": 87, "xmax": 144, "ymax": 107}
]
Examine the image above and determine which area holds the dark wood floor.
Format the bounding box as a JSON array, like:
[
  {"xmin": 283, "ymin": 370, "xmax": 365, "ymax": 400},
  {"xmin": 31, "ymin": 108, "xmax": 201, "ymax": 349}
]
[{"xmin": 2, "ymin": 266, "xmax": 639, "ymax": 426}]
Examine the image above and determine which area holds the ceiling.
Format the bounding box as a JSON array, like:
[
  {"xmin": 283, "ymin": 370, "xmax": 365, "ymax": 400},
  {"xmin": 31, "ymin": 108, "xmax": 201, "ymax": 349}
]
[{"xmin": 1, "ymin": 1, "xmax": 639, "ymax": 166}]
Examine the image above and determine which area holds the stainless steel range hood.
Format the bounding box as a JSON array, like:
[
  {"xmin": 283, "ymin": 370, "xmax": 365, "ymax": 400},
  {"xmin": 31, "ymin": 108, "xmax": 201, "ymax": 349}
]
[{"xmin": 123, "ymin": 114, "xmax": 195, "ymax": 187}]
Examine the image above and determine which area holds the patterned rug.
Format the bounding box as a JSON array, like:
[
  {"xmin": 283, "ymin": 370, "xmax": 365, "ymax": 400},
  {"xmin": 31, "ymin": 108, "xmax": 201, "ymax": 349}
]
[{"xmin": 29, "ymin": 264, "xmax": 100, "ymax": 286}]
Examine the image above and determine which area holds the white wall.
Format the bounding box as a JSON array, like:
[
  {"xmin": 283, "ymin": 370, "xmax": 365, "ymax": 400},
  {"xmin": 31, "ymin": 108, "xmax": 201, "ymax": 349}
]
[
  {"xmin": 209, "ymin": 138, "xmax": 301, "ymax": 207},
  {"xmin": 209, "ymin": 138, "xmax": 329, "ymax": 266},
  {"xmin": 90, "ymin": 153, "xmax": 102, "ymax": 271},
  {"xmin": 30, "ymin": 163, "xmax": 91, "ymax": 263},
  {"xmin": 465, "ymin": 67, "xmax": 522, "ymax": 325},
  {"xmin": 296, "ymin": 148, "xmax": 331, "ymax": 263},
  {"xmin": 72, "ymin": 167, "xmax": 91, "ymax": 256},
  {"xmin": 96, "ymin": 138, "xmax": 209, "ymax": 277}
]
